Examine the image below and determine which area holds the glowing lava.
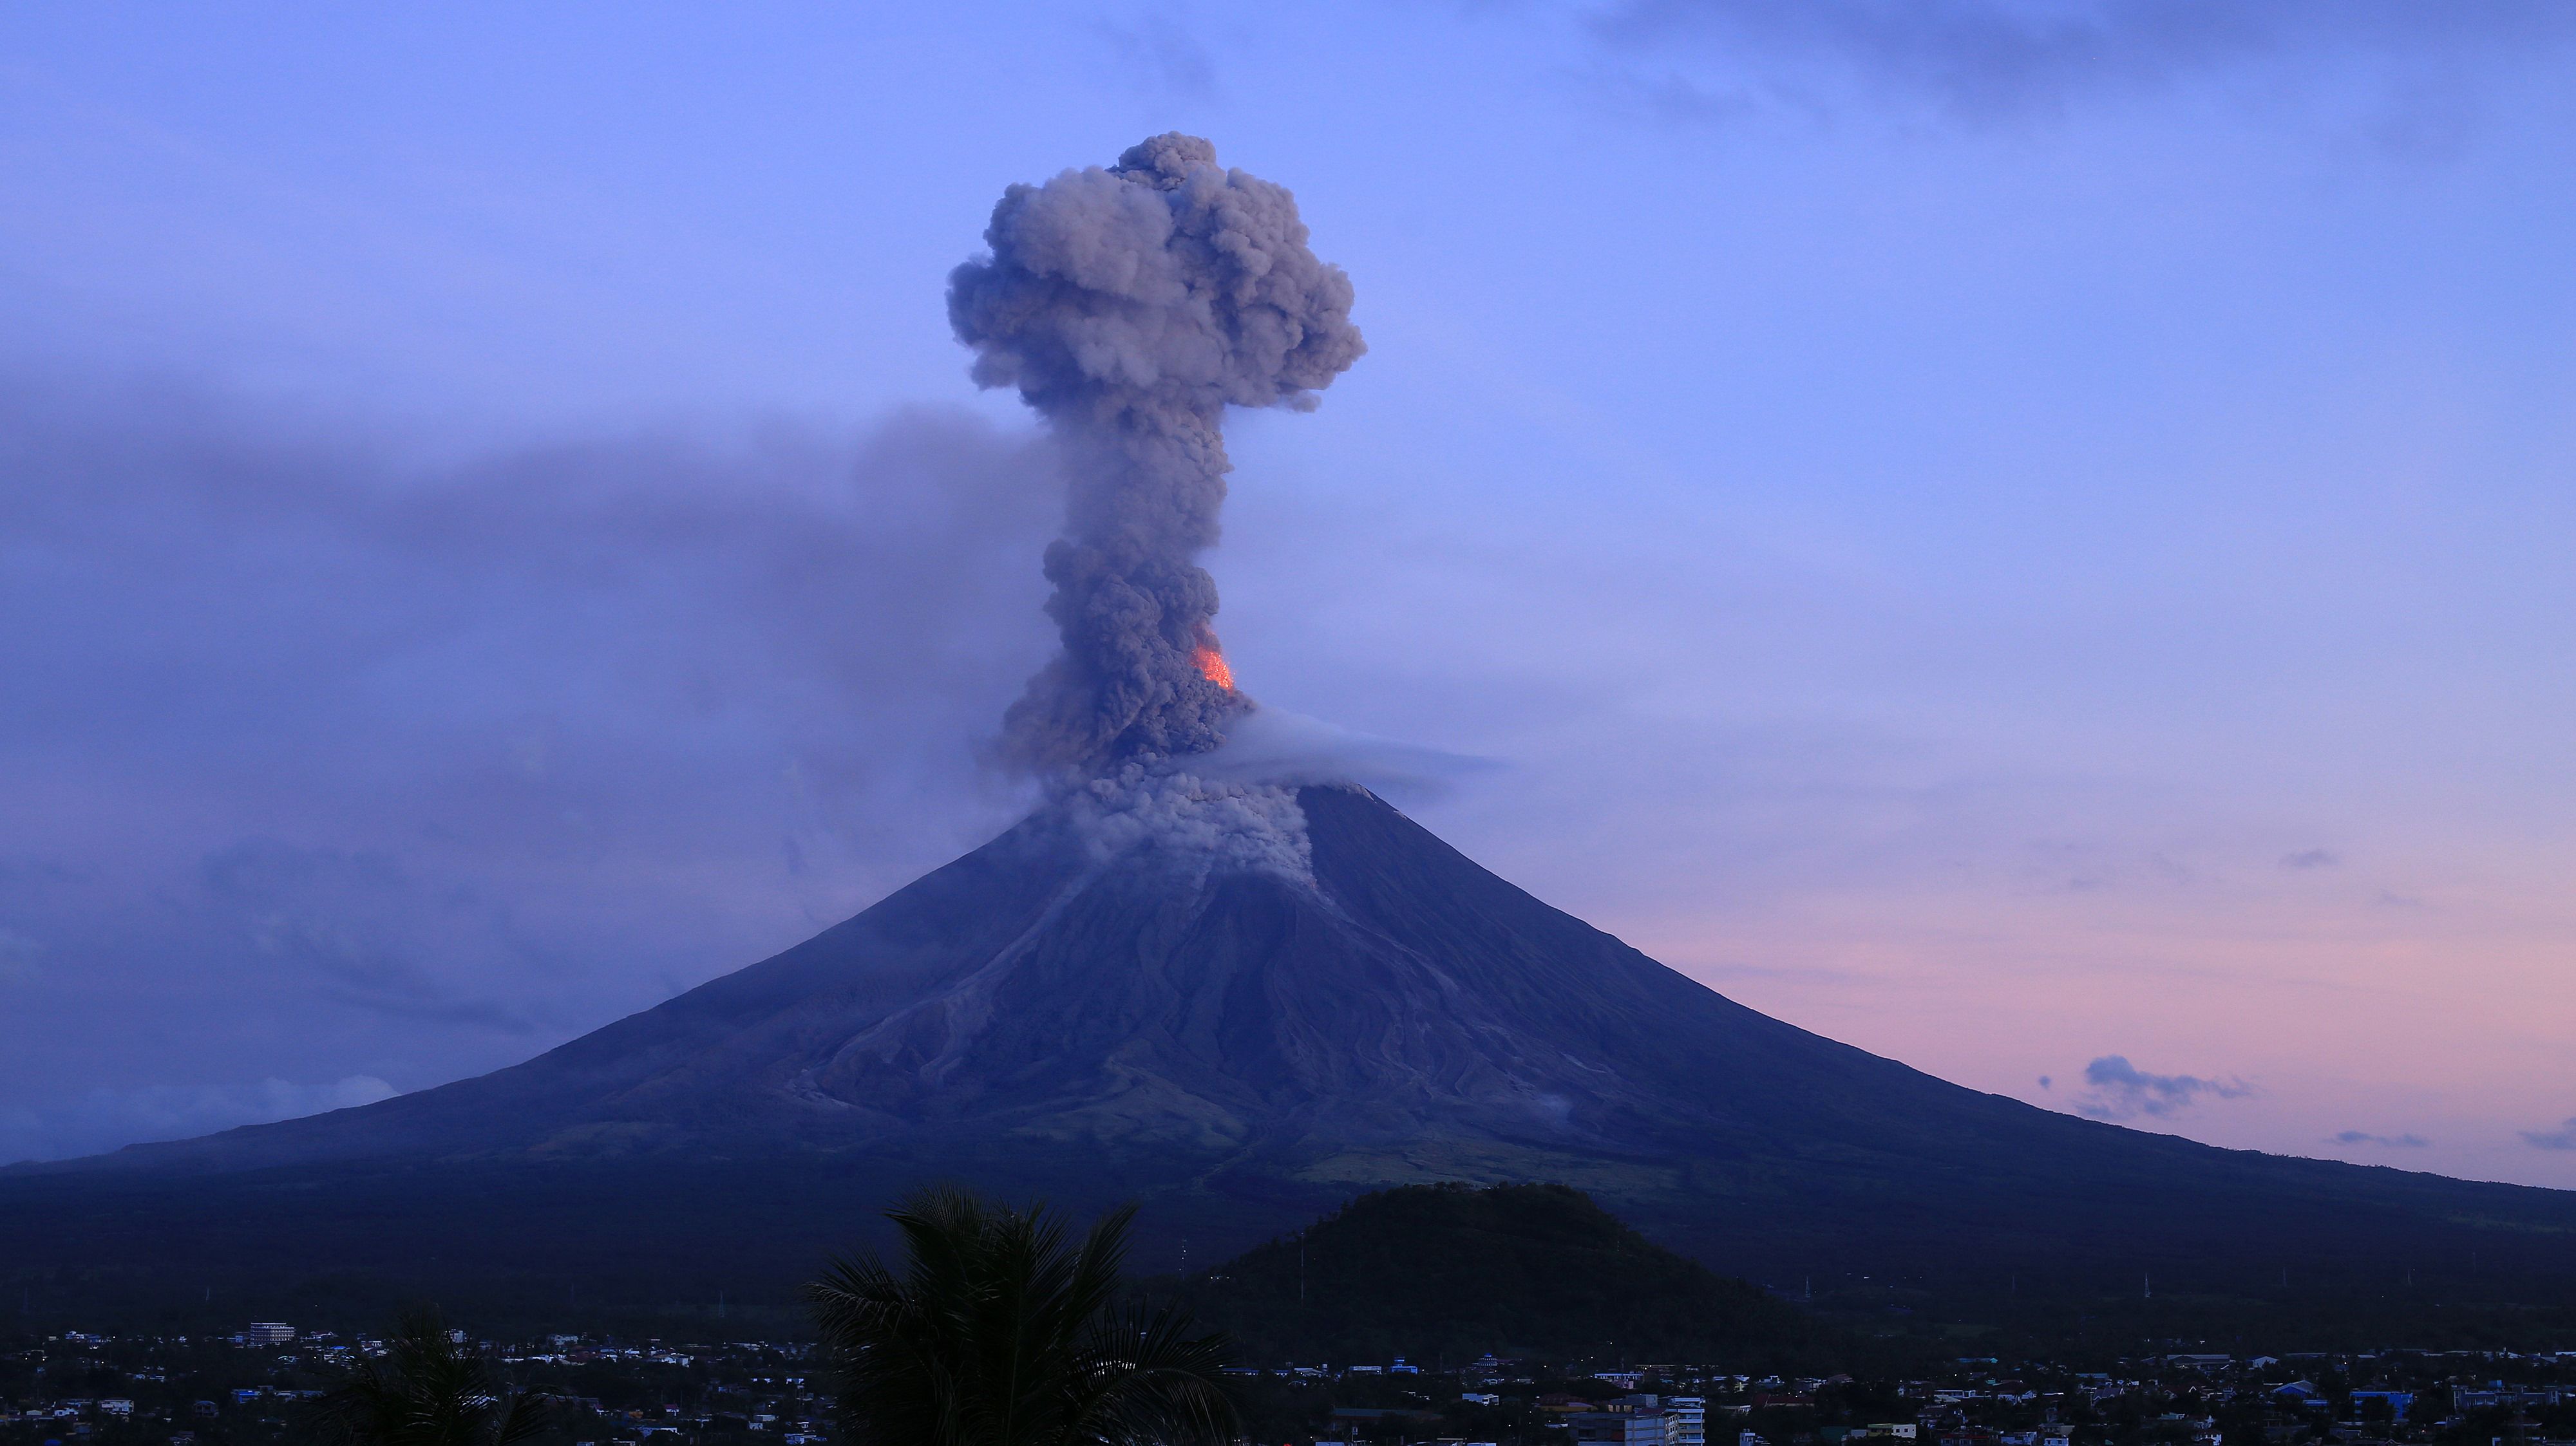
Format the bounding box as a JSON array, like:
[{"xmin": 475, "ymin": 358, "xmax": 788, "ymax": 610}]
[{"xmin": 1193, "ymin": 642, "xmax": 1235, "ymax": 691}]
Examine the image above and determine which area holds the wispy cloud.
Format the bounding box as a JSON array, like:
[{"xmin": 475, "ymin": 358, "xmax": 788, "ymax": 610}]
[
  {"xmin": 0, "ymin": 1075, "xmax": 397, "ymax": 1166},
  {"xmin": 1580, "ymin": 0, "xmax": 2576, "ymax": 138},
  {"xmin": 2281, "ymin": 848, "xmax": 2341, "ymax": 870},
  {"xmin": 2523, "ymin": 1119, "xmax": 2576, "ymax": 1151},
  {"xmin": 0, "ymin": 929, "xmax": 41, "ymax": 985},
  {"xmin": 2071, "ymin": 1053, "xmax": 2253, "ymax": 1120},
  {"xmin": 1094, "ymin": 10, "xmax": 1220, "ymax": 101},
  {"xmin": 198, "ymin": 840, "xmax": 544, "ymax": 1034},
  {"xmin": 0, "ymin": 371, "xmax": 1063, "ymax": 1154},
  {"xmin": 2332, "ymin": 1129, "xmax": 2429, "ymax": 1149}
]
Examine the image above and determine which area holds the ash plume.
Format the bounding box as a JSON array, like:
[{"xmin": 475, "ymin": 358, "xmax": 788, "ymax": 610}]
[{"xmin": 950, "ymin": 133, "xmax": 1365, "ymax": 777}]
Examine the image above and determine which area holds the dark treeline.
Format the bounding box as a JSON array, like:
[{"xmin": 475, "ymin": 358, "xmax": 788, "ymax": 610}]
[{"xmin": 12, "ymin": 1181, "xmax": 2576, "ymax": 1364}]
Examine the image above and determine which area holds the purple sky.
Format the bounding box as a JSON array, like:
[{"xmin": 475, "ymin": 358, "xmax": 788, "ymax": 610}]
[{"xmin": 4, "ymin": 1, "xmax": 2575, "ymax": 1182}]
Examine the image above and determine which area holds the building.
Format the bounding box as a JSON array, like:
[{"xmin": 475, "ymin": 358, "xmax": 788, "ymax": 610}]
[
  {"xmin": 2452, "ymin": 1387, "xmax": 2559, "ymax": 1411},
  {"xmin": 1329, "ymin": 1407, "xmax": 1444, "ymax": 1436},
  {"xmin": 1667, "ymin": 1396, "xmax": 1707, "ymax": 1446},
  {"xmin": 1571, "ymin": 1413, "xmax": 1667, "ymax": 1446},
  {"xmin": 245, "ymin": 1323, "xmax": 295, "ymax": 1344},
  {"xmin": 1571, "ymin": 1402, "xmax": 1667, "ymax": 1446}
]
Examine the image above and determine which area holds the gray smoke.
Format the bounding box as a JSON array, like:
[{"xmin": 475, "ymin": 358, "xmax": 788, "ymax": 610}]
[{"xmin": 949, "ymin": 133, "xmax": 1365, "ymax": 776}]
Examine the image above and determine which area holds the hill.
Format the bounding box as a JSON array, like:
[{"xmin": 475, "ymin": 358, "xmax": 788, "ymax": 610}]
[{"xmin": 1187, "ymin": 1183, "xmax": 1834, "ymax": 1369}]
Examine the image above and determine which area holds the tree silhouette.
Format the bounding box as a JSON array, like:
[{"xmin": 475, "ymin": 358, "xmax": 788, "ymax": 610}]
[
  {"xmin": 310, "ymin": 1307, "xmax": 543, "ymax": 1446},
  {"xmin": 807, "ymin": 1187, "xmax": 1236, "ymax": 1446}
]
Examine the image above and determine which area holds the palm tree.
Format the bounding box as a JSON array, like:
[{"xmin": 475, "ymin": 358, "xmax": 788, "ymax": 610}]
[
  {"xmin": 806, "ymin": 1187, "xmax": 1238, "ymax": 1446},
  {"xmin": 310, "ymin": 1306, "xmax": 544, "ymax": 1446}
]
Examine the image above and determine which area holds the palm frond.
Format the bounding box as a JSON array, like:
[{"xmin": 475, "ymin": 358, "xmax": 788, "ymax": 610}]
[
  {"xmin": 307, "ymin": 1307, "xmax": 540, "ymax": 1446},
  {"xmin": 806, "ymin": 1188, "xmax": 1236, "ymax": 1446}
]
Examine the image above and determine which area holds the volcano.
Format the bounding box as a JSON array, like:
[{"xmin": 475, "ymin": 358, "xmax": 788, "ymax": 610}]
[{"xmin": 8, "ymin": 784, "xmax": 2576, "ymax": 1320}]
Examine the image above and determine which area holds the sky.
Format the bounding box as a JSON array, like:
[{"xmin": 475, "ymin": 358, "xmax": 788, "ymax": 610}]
[{"xmin": 3, "ymin": 1, "xmax": 2573, "ymax": 1181}]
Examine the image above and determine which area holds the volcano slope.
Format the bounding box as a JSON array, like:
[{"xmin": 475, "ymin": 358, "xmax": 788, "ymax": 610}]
[{"xmin": 8, "ymin": 784, "xmax": 2576, "ymax": 1321}]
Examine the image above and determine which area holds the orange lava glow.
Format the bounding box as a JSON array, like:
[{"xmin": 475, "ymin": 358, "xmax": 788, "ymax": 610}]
[{"xmin": 1193, "ymin": 643, "xmax": 1235, "ymax": 691}]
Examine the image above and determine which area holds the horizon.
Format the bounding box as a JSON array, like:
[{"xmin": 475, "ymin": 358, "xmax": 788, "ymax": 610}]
[{"xmin": 3, "ymin": 2, "xmax": 2573, "ymax": 1194}]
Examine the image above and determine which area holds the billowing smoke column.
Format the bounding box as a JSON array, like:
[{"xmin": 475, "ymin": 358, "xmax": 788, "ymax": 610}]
[{"xmin": 950, "ymin": 133, "xmax": 1364, "ymax": 778}]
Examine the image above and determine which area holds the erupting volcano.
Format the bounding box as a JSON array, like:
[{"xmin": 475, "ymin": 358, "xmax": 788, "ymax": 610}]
[{"xmin": 12, "ymin": 136, "xmax": 2576, "ymax": 1328}]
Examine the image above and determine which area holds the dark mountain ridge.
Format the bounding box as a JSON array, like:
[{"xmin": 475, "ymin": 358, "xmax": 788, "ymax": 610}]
[{"xmin": 8, "ymin": 784, "xmax": 2576, "ymax": 1330}]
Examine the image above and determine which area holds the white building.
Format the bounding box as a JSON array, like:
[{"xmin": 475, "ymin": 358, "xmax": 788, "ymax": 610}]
[
  {"xmin": 1666, "ymin": 1396, "xmax": 1707, "ymax": 1446},
  {"xmin": 1573, "ymin": 1401, "xmax": 1668, "ymax": 1446}
]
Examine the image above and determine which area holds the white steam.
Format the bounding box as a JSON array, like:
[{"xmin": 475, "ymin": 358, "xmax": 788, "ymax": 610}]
[{"xmin": 1197, "ymin": 704, "xmax": 1501, "ymax": 800}]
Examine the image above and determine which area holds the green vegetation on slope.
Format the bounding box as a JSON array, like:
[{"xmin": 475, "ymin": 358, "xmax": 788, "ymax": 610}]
[{"xmin": 1183, "ymin": 1183, "xmax": 1834, "ymax": 1369}]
